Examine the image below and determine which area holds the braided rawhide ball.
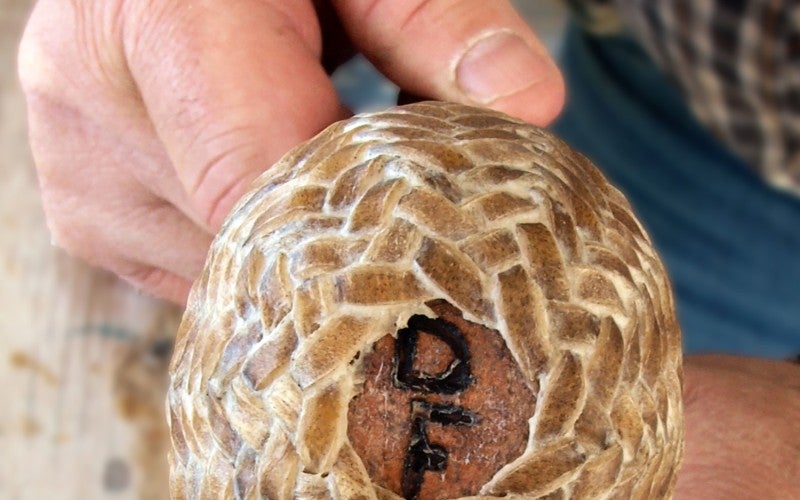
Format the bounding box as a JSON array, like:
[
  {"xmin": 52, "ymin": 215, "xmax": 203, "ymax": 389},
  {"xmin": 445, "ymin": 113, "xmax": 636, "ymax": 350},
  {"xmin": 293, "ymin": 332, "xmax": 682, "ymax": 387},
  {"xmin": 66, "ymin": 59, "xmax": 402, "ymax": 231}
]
[{"xmin": 167, "ymin": 101, "xmax": 684, "ymax": 499}]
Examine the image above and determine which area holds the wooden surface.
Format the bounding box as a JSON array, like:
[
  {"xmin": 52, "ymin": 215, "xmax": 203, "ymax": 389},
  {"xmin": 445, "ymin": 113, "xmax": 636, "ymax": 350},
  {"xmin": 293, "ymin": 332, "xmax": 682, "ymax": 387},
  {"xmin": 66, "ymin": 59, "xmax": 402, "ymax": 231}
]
[
  {"xmin": 0, "ymin": 1, "xmax": 566, "ymax": 499},
  {"xmin": 1, "ymin": 2, "xmax": 181, "ymax": 498}
]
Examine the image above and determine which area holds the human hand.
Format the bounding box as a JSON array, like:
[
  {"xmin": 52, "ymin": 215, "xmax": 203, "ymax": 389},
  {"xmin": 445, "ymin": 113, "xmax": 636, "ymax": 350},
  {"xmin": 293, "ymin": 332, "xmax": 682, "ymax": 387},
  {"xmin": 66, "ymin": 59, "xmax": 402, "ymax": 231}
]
[
  {"xmin": 677, "ymin": 354, "xmax": 800, "ymax": 499},
  {"xmin": 17, "ymin": 0, "xmax": 563, "ymax": 303}
]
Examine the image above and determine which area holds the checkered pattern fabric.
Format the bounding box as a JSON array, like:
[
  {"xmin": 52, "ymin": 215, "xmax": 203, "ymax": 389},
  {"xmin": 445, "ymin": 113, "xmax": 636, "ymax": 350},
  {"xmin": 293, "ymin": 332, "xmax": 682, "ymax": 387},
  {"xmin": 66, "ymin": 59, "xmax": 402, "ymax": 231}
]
[{"xmin": 567, "ymin": 0, "xmax": 800, "ymax": 196}]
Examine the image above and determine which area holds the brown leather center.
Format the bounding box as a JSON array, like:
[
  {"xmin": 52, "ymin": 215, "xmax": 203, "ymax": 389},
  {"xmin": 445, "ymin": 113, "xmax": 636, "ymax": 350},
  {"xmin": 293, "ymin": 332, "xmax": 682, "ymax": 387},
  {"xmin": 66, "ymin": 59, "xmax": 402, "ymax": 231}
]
[{"xmin": 347, "ymin": 300, "xmax": 538, "ymax": 499}]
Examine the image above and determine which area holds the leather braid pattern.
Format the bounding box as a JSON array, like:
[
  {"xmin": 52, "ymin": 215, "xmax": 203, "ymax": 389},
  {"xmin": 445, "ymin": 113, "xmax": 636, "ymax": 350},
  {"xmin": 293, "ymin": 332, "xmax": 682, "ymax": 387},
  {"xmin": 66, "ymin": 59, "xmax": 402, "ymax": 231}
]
[{"xmin": 167, "ymin": 102, "xmax": 683, "ymax": 499}]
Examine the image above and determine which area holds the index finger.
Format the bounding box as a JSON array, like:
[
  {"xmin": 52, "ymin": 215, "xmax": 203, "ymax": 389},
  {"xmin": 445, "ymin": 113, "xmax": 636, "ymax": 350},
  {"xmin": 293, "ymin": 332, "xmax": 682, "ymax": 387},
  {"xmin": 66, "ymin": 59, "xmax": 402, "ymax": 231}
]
[{"xmin": 123, "ymin": 0, "xmax": 349, "ymax": 230}]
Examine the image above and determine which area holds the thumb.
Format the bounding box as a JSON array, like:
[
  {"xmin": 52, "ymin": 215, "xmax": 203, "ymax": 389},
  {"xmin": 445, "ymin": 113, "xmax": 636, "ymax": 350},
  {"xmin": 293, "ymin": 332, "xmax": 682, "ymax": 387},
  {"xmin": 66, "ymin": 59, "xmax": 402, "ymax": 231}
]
[
  {"xmin": 333, "ymin": 0, "xmax": 564, "ymax": 125},
  {"xmin": 124, "ymin": 0, "xmax": 348, "ymax": 231}
]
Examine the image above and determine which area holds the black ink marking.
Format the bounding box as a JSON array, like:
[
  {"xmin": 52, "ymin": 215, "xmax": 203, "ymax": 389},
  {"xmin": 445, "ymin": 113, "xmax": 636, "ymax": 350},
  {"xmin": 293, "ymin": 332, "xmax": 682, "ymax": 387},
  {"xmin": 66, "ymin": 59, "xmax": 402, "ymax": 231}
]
[
  {"xmin": 393, "ymin": 315, "xmax": 474, "ymax": 394},
  {"xmin": 422, "ymin": 401, "xmax": 479, "ymax": 427},
  {"xmin": 393, "ymin": 315, "xmax": 480, "ymax": 498},
  {"xmin": 401, "ymin": 400, "xmax": 478, "ymax": 500}
]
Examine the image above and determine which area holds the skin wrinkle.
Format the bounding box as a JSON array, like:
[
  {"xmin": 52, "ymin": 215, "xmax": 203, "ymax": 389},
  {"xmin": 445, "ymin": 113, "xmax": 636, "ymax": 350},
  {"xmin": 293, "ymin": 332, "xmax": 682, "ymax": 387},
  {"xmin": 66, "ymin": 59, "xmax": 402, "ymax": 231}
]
[
  {"xmin": 119, "ymin": 0, "xmax": 334, "ymax": 233},
  {"xmin": 103, "ymin": 199, "xmax": 201, "ymax": 295},
  {"xmin": 97, "ymin": 0, "xmax": 132, "ymax": 93},
  {"xmin": 339, "ymin": 0, "xmax": 480, "ymax": 77},
  {"xmin": 182, "ymin": 112, "xmax": 324, "ymax": 228},
  {"xmin": 121, "ymin": 265, "xmax": 192, "ymax": 304},
  {"xmin": 124, "ymin": 266, "xmax": 172, "ymax": 290},
  {"xmin": 263, "ymin": 0, "xmax": 323, "ymax": 58},
  {"xmin": 124, "ymin": 1, "xmax": 332, "ymax": 144},
  {"xmin": 70, "ymin": 0, "xmax": 125, "ymax": 91},
  {"xmin": 53, "ymin": 86, "xmax": 186, "ymax": 217},
  {"xmin": 359, "ymin": 0, "xmax": 384, "ymax": 31},
  {"xmin": 397, "ymin": 0, "xmax": 439, "ymax": 34},
  {"xmin": 21, "ymin": 56, "xmax": 206, "ymax": 297},
  {"xmin": 197, "ymin": 164, "xmax": 255, "ymax": 230},
  {"xmin": 120, "ymin": 0, "xmax": 181, "ymax": 93},
  {"xmin": 124, "ymin": 6, "xmax": 210, "ymax": 131},
  {"xmin": 183, "ymin": 123, "xmax": 261, "ymax": 192}
]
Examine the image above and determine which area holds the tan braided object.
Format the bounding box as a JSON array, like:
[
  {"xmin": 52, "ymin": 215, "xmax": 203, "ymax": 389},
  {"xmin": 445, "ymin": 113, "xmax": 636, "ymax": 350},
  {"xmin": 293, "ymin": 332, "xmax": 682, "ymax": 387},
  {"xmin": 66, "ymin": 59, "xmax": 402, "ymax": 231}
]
[{"xmin": 167, "ymin": 101, "xmax": 684, "ymax": 499}]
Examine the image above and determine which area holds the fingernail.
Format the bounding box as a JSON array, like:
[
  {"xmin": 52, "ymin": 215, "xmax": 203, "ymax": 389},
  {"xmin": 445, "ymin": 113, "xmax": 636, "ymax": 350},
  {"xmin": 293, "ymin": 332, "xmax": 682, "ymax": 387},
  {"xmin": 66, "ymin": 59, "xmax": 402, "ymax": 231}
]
[{"xmin": 456, "ymin": 30, "xmax": 556, "ymax": 104}]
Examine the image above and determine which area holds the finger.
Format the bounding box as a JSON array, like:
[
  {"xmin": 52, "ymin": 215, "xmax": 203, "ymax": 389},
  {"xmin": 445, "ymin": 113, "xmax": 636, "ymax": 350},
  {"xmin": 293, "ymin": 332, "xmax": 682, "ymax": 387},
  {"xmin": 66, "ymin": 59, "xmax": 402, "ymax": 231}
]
[
  {"xmin": 18, "ymin": 0, "xmax": 213, "ymax": 231},
  {"xmin": 50, "ymin": 191, "xmax": 206, "ymax": 303},
  {"xmin": 40, "ymin": 179, "xmax": 213, "ymax": 282},
  {"xmin": 39, "ymin": 177, "xmax": 207, "ymax": 303},
  {"xmin": 44, "ymin": 190, "xmax": 208, "ymax": 303},
  {"xmin": 104, "ymin": 200, "xmax": 213, "ymax": 282},
  {"xmin": 123, "ymin": 0, "xmax": 350, "ymax": 231},
  {"xmin": 333, "ymin": 0, "xmax": 564, "ymax": 125},
  {"xmin": 118, "ymin": 265, "xmax": 194, "ymax": 304},
  {"xmin": 23, "ymin": 80, "xmax": 214, "ymax": 282}
]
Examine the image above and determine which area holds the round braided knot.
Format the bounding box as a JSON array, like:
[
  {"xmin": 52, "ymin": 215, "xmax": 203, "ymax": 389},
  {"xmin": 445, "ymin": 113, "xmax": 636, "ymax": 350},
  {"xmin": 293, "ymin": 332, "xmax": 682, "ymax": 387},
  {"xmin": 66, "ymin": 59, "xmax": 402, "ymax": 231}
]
[{"xmin": 167, "ymin": 101, "xmax": 683, "ymax": 499}]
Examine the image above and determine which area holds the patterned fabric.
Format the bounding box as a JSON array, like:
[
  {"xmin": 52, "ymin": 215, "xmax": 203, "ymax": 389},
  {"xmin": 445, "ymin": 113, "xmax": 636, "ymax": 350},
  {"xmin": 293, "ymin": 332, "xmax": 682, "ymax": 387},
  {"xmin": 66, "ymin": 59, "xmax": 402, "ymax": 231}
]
[{"xmin": 566, "ymin": 0, "xmax": 800, "ymax": 197}]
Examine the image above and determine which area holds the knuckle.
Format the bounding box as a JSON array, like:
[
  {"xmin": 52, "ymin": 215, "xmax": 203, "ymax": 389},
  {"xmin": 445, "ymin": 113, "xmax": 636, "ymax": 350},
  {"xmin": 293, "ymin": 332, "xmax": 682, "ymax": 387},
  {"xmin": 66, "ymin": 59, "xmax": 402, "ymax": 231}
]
[
  {"xmin": 188, "ymin": 139, "xmax": 261, "ymax": 229},
  {"xmin": 122, "ymin": 0, "xmax": 223, "ymax": 84},
  {"xmin": 47, "ymin": 222, "xmax": 93, "ymax": 264},
  {"xmin": 41, "ymin": 202, "xmax": 90, "ymax": 259},
  {"xmin": 17, "ymin": 11, "xmax": 55, "ymax": 96},
  {"xmin": 122, "ymin": 265, "xmax": 168, "ymax": 290},
  {"xmin": 18, "ymin": 0, "xmax": 130, "ymax": 98},
  {"xmin": 120, "ymin": 265, "xmax": 189, "ymax": 303},
  {"xmin": 38, "ymin": 189, "xmax": 107, "ymax": 269}
]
